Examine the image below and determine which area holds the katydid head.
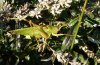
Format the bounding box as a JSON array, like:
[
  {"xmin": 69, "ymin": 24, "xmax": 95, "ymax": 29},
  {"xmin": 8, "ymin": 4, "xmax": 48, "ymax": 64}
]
[{"xmin": 43, "ymin": 25, "xmax": 59, "ymax": 37}]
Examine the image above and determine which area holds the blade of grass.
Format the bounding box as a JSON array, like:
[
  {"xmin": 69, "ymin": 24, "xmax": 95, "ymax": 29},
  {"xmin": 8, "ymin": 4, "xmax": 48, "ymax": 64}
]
[{"xmin": 70, "ymin": 0, "xmax": 88, "ymax": 49}]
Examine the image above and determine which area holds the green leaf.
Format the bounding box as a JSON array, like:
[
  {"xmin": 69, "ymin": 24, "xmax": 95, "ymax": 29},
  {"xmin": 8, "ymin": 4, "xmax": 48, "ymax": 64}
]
[{"xmin": 78, "ymin": 54, "xmax": 85, "ymax": 63}]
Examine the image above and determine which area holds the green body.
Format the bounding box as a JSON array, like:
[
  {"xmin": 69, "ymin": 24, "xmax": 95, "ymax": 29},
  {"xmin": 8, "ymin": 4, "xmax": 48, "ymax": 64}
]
[{"xmin": 9, "ymin": 25, "xmax": 59, "ymax": 39}]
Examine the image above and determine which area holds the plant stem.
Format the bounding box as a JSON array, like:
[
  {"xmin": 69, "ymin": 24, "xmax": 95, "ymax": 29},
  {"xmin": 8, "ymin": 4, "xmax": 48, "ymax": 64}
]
[{"xmin": 70, "ymin": 0, "xmax": 88, "ymax": 49}]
